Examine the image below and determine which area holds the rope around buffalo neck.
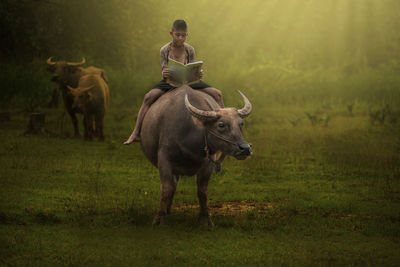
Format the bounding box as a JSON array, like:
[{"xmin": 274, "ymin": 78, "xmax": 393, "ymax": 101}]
[{"xmin": 203, "ymin": 129, "xmax": 237, "ymax": 163}]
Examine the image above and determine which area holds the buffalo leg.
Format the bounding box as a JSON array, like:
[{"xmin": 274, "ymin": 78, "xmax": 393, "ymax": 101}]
[
  {"xmin": 64, "ymin": 98, "xmax": 80, "ymax": 138},
  {"xmin": 196, "ymin": 162, "xmax": 214, "ymax": 227},
  {"xmin": 88, "ymin": 114, "xmax": 95, "ymax": 140},
  {"xmin": 95, "ymin": 114, "xmax": 105, "ymax": 141},
  {"xmin": 153, "ymin": 153, "xmax": 174, "ymax": 225},
  {"xmin": 167, "ymin": 175, "xmax": 179, "ymax": 215},
  {"xmin": 85, "ymin": 114, "xmax": 94, "ymax": 141},
  {"xmin": 68, "ymin": 111, "xmax": 80, "ymax": 138},
  {"xmin": 83, "ymin": 116, "xmax": 88, "ymax": 140}
]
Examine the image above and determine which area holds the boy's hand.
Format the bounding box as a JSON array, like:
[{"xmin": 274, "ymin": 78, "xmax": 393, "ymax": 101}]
[
  {"xmin": 162, "ymin": 68, "xmax": 170, "ymax": 78},
  {"xmin": 199, "ymin": 69, "xmax": 204, "ymax": 79}
]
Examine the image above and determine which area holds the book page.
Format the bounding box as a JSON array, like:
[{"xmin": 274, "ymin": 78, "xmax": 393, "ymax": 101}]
[
  {"xmin": 167, "ymin": 58, "xmax": 203, "ymax": 87},
  {"xmin": 186, "ymin": 61, "xmax": 203, "ymax": 85},
  {"xmin": 167, "ymin": 58, "xmax": 185, "ymax": 87}
]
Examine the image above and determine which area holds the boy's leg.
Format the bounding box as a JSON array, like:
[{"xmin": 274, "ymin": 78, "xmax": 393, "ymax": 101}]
[
  {"xmin": 124, "ymin": 88, "xmax": 164, "ymax": 144},
  {"xmin": 200, "ymin": 87, "xmax": 225, "ymax": 108}
]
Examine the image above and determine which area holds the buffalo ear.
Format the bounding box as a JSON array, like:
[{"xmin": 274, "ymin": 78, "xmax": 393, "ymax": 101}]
[
  {"xmin": 66, "ymin": 85, "xmax": 76, "ymax": 96},
  {"xmin": 79, "ymin": 86, "xmax": 95, "ymax": 100}
]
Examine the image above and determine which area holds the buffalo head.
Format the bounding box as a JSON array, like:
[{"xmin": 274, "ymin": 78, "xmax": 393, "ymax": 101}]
[
  {"xmin": 67, "ymin": 85, "xmax": 94, "ymax": 110},
  {"xmin": 46, "ymin": 57, "xmax": 86, "ymax": 86},
  {"xmin": 185, "ymin": 91, "xmax": 252, "ymax": 160}
]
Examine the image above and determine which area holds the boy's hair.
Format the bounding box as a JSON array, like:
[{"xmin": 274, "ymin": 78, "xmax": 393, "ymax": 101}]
[{"xmin": 172, "ymin": 20, "xmax": 187, "ymax": 31}]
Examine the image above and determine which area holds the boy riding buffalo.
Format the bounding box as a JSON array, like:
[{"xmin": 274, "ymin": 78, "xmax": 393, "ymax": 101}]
[{"xmin": 124, "ymin": 19, "xmax": 224, "ymax": 144}]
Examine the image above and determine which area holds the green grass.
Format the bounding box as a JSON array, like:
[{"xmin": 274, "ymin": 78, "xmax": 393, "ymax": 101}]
[{"xmin": 0, "ymin": 94, "xmax": 399, "ymax": 266}]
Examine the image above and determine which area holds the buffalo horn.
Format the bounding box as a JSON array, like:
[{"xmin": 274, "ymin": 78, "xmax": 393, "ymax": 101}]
[
  {"xmin": 184, "ymin": 94, "xmax": 219, "ymax": 121},
  {"xmin": 67, "ymin": 85, "xmax": 94, "ymax": 94},
  {"xmin": 66, "ymin": 85, "xmax": 76, "ymax": 91},
  {"xmin": 46, "ymin": 56, "xmax": 56, "ymax": 65},
  {"xmin": 67, "ymin": 57, "xmax": 86, "ymax": 66},
  {"xmin": 237, "ymin": 90, "xmax": 252, "ymax": 118}
]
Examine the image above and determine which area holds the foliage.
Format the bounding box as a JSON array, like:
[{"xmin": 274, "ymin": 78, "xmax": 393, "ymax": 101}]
[
  {"xmin": 1, "ymin": 0, "xmax": 400, "ymax": 69},
  {"xmin": 0, "ymin": 61, "xmax": 51, "ymax": 111},
  {"xmin": 1, "ymin": 1, "xmax": 400, "ymax": 110}
]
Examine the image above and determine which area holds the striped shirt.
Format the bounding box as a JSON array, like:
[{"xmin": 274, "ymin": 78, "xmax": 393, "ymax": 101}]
[{"xmin": 160, "ymin": 42, "xmax": 196, "ymax": 72}]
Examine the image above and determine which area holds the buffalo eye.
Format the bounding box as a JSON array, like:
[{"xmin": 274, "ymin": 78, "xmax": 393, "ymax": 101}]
[{"xmin": 218, "ymin": 122, "xmax": 225, "ymax": 129}]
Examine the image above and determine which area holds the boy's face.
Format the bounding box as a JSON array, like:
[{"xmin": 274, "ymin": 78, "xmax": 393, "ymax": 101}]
[{"xmin": 170, "ymin": 29, "xmax": 187, "ymax": 46}]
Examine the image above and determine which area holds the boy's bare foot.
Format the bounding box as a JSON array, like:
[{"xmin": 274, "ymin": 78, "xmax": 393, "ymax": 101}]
[{"xmin": 123, "ymin": 133, "xmax": 141, "ymax": 145}]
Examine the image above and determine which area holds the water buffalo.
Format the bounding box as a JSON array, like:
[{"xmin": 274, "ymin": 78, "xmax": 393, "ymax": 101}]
[
  {"xmin": 140, "ymin": 85, "xmax": 252, "ymax": 226},
  {"xmin": 67, "ymin": 74, "xmax": 109, "ymax": 141},
  {"xmin": 45, "ymin": 57, "xmax": 108, "ymax": 138}
]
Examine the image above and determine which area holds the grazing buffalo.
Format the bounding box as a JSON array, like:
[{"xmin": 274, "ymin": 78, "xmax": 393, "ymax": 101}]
[
  {"xmin": 140, "ymin": 85, "xmax": 252, "ymax": 226},
  {"xmin": 45, "ymin": 57, "xmax": 108, "ymax": 138},
  {"xmin": 67, "ymin": 74, "xmax": 109, "ymax": 141}
]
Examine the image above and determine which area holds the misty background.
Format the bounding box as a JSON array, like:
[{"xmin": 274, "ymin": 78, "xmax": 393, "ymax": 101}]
[{"xmin": 1, "ymin": 0, "xmax": 400, "ymax": 111}]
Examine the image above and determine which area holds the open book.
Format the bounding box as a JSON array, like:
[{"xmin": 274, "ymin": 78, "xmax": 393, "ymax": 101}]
[{"xmin": 167, "ymin": 58, "xmax": 203, "ymax": 87}]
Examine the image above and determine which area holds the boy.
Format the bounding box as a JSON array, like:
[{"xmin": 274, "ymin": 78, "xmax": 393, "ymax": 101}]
[{"xmin": 124, "ymin": 19, "xmax": 224, "ymax": 144}]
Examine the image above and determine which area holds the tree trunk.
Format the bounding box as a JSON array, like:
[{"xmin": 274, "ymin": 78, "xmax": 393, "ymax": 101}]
[
  {"xmin": 48, "ymin": 87, "xmax": 60, "ymax": 108},
  {"xmin": 26, "ymin": 112, "xmax": 46, "ymax": 134}
]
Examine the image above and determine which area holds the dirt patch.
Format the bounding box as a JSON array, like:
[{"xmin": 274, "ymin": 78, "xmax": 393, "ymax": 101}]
[{"xmin": 173, "ymin": 201, "xmax": 275, "ymax": 216}]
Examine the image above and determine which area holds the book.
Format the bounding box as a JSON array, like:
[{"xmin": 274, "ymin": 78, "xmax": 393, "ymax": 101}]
[{"xmin": 167, "ymin": 57, "xmax": 203, "ymax": 87}]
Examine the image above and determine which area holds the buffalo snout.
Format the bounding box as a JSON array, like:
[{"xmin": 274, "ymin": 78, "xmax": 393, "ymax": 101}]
[
  {"xmin": 234, "ymin": 143, "xmax": 252, "ymax": 159},
  {"xmin": 71, "ymin": 102, "xmax": 80, "ymax": 112}
]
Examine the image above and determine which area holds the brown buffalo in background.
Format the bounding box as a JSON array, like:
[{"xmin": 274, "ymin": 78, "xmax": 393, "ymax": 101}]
[
  {"xmin": 45, "ymin": 57, "xmax": 108, "ymax": 138},
  {"xmin": 67, "ymin": 74, "xmax": 109, "ymax": 141}
]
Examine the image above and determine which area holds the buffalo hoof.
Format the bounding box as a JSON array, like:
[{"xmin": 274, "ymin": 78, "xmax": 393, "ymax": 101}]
[
  {"xmin": 73, "ymin": 133, "xmax": 81, "ymax": 139},
  {"xmin": 198, "ymin": 214, "xmax": 214, "ymax": 227}
]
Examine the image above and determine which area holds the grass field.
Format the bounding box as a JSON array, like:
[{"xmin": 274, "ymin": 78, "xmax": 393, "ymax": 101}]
[{"xmin": 1, "ymin": 88, "xmax": 399, "ymax": 266}]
